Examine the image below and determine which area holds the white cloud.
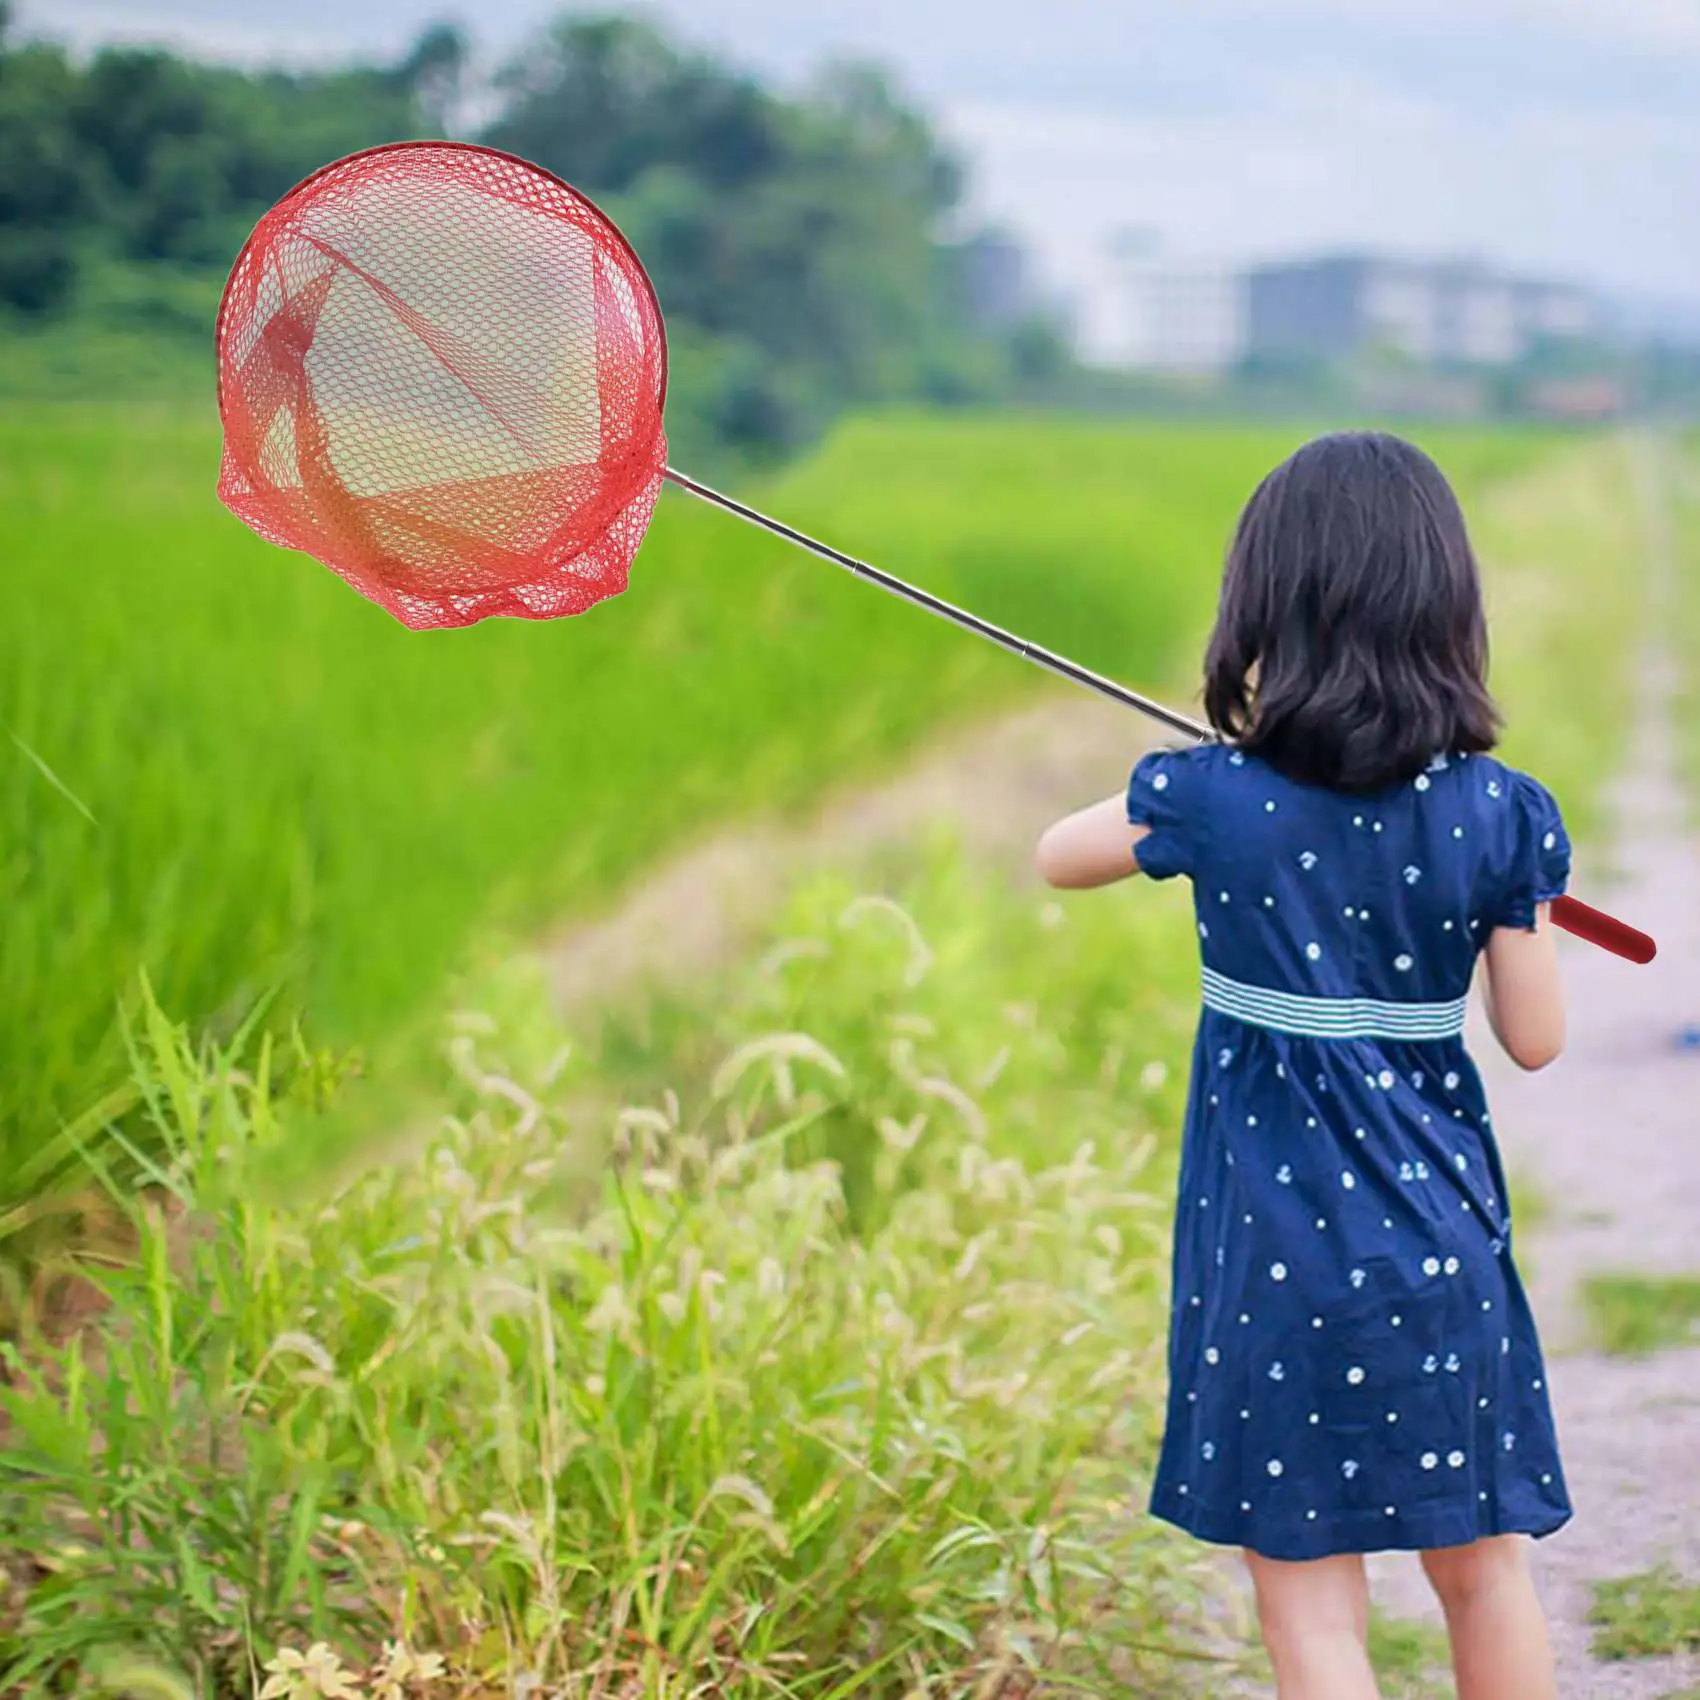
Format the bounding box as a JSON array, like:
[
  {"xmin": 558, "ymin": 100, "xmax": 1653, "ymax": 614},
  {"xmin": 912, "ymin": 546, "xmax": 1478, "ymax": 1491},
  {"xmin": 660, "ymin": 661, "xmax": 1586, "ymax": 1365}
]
[
  {"xmin": 947, "ymin": 59, "xmax": 1700, "ymax": 314},
  {"xmin": 1207, "ymin": 0, "xmax": 1700, "ymax": 53}
]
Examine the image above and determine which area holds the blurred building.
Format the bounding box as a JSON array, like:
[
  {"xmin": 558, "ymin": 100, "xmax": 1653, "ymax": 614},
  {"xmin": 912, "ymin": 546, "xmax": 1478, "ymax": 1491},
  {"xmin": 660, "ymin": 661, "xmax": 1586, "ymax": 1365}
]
[
  {"xmin": 1244, "ymin": 255, "xmax": 1600, "ymax": 366},
  {"xmin": 1079, "ymin": 229, "xmax": 1247, "ymax": 372},
  {"xmin": 956, "ymin": 232, "xmax": 1036, "ymax": 329},
  {"xmin": 1606, "ymin": 293, "xmax": 1700, "ymax": 350}
]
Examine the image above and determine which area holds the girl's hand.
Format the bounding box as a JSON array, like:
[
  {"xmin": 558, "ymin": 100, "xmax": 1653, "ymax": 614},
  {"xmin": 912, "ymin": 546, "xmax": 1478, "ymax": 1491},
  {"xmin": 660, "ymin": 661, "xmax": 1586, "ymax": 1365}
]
[{"xmin": 1036, "ymin": 793, "xmax": 1153, "ymax": 889}]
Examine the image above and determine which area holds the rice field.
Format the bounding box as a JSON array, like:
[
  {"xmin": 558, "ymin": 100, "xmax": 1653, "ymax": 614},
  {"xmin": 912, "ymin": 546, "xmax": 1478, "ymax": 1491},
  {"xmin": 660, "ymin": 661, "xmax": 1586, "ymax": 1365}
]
[{"xmin": 1, "ymin": 404, "xmax": 1580, "ymax": 1206}]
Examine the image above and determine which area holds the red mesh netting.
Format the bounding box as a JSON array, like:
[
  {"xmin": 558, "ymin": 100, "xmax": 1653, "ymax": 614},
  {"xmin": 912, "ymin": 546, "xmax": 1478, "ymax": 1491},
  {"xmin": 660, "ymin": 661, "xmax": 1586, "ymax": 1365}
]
[{"xmin": 215, "ymin": 141, "xmax": 669, "ymax": 630}]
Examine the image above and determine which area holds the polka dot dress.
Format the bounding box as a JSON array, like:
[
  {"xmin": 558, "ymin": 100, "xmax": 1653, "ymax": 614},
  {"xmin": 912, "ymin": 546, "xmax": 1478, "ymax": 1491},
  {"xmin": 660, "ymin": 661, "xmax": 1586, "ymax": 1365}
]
[{"xmin": 1129, "ymin": 742, "xmax": 1573, "ymax": 1560}]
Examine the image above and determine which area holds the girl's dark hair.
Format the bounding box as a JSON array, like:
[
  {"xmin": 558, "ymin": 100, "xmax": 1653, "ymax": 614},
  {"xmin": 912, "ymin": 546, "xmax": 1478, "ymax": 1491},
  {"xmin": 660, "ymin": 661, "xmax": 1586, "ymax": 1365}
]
[{"xmin": 1202, "ymin": 430, "xmax": 1501, "ymax": 793}]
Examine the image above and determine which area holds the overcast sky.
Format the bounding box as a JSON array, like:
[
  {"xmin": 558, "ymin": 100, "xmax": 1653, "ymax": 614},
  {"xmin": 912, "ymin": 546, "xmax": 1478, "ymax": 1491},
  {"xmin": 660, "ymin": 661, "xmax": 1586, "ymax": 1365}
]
[{"xmin": 20, "ymin": 0, "xmax": 1700, "ymax": 324}]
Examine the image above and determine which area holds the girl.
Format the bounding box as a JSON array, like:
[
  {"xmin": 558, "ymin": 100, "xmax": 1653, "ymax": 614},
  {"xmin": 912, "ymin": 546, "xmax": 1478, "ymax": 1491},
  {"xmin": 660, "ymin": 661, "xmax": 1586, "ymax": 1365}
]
[{"xmin": 1036, "ymin": 432, "xmax": 1567, "ymax": 1700}]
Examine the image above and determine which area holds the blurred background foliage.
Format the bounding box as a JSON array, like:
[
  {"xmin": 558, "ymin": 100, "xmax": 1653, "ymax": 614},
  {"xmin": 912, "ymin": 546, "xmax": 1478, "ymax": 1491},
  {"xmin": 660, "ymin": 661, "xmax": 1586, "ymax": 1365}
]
[{"xmin": 0, "ymin": 1, "xmax": 1061, "ymax": 465}]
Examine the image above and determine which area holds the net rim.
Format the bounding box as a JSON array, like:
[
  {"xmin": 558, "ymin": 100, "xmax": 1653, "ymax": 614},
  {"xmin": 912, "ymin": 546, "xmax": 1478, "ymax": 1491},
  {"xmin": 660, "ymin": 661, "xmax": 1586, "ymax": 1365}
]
[{"xmin": 213, "ymin": 137, "xmax": 671, "ymax": 439}]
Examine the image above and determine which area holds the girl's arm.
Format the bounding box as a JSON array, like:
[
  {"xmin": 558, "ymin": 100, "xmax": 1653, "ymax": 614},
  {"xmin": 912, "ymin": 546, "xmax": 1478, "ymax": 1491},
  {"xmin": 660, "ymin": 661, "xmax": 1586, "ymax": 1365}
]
[
  {"xmin": 1036, "ymin": 794, "xmax": 1152, "ymax": 889},
  {"xmin": 1476, "ymin": 902, "xmax": 1565, "ymax": 1070}
]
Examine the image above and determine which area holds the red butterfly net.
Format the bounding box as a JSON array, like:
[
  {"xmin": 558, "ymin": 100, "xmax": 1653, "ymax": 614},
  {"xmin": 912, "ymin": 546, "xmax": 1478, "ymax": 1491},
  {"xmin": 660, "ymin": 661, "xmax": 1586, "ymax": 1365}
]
[{"xmin": 215, "ymin": 141, "xmax": 668, "ymax": 630}]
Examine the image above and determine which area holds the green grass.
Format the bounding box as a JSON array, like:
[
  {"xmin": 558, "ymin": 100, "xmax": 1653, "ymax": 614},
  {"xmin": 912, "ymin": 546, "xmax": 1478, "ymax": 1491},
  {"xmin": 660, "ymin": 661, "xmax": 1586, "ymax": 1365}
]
[
  {"xmin": 0, "ymin": 840, "xmax": 1238, "ymax": 1693},
  {"xmin": 0, "ymin": 408, "xmax": 1251, "ymax": 1184},
  {"xmin": 1229, "ymin": 1606, "xmax": 1453, "ymax": 1696},
  {"xmin": 1466, "ymin": 431, "xmax": 1647, "ymax": 855},
  {"xmin": 1589, "ymin": 1564, "xmax": 1700, "ymax": 1661},
  {"xmin": 1498, "ymin": 1166, "xmax": 1553, "ymax": 1290},
  {"xmin": 1581, "ymin": 1273, "xmax": 1700, "ymax": 1356},
  {"xmin": 1671, "ymin": 431, "xmax": 1700, "ymax": 813},
  {"xmin": 0, "ymin": 265, "xmax": 221, "ymax": 409},
  {"xmin": 1, "ymin": 405, "xmax": 1582, "ymax": 1210},
  {"xmin": 1369, "ymin": 1610, "xmax": 1453, "ymax": 1698},
  {"xmin": 1506, "ymin": 1166, "xmax": 1553, "ymax": 1235}
]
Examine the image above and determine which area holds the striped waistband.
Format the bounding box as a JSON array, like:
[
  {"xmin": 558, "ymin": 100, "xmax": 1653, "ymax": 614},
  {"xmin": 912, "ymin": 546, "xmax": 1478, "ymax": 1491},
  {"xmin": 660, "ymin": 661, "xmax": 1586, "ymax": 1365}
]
[{"xmin": 1200, "ymin": 966, "xmax": 1467, "ymax": 1041}]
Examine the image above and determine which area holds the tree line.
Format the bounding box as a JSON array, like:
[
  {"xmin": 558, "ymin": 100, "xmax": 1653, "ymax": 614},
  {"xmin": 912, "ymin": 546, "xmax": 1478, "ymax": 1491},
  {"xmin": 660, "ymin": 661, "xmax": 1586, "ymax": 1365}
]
[{"xmin": 0, "ymin": 3, "xmax": 1062, "ymax": 458}]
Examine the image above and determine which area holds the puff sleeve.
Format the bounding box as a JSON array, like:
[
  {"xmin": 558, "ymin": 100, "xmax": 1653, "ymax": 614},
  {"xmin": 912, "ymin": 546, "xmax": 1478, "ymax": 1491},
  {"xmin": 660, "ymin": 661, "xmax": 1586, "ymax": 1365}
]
[
  {"xmin": 1485, "ymin": 771, "xmax": 1571, "ymax": 932},
  {"xmin": 1126, "ymin": 745, "xmax": 1202, "ymax": 881}
]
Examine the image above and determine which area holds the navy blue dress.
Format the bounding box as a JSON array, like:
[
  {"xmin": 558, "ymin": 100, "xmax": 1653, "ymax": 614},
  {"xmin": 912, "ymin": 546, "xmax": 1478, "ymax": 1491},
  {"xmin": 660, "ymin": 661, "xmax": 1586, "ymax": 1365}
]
[{"xmin": 1128, "ymin": 742, "xmax": 1573, "ymax": 1561}]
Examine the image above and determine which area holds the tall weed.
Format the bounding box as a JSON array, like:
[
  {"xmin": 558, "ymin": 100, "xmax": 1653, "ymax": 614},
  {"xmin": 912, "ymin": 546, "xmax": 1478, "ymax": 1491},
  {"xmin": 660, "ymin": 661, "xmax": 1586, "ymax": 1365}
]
[{"xmin": 2, "ymin": 849, "xmax": 1234, "ymax": 1696}]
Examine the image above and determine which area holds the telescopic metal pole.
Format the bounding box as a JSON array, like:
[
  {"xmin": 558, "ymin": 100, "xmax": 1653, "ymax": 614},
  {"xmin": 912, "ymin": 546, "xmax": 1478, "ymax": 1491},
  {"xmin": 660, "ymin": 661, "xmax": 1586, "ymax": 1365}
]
[
  {"xmin": 662, "ymin": 466, "xmax": 1214, "ymax": 744},
  {"xmin": 660, "ymin": 465, "xmax": 1655, "ymax": 964}
]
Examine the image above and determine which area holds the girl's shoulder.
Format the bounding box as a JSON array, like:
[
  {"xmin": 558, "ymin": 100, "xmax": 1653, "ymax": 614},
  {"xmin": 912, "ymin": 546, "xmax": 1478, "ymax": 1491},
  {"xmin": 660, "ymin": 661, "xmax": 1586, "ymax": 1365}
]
[
  {"xmin": 1129, "ymin": 739, "xmax": 1316, "ymax": 817},
  {"xmin": 1445, "ymin": 754, "xmax": 1571, "ymax": 927},
  {"xmin": 1128, "ymin": 739, "xmax": 1223, "ymax": 781},
  {"xmin": 1127, "ymin": 739, "xmax": 1237, "ymax": 810},
  {"xmin": 1126, "ymin": 741, "xmax": 1226, "ymax": 881},
  {"xmin": 1134, "ymin": 739, "xmax": 1242, "ymax": 775},
  {"xmin": 1129, "ymin": 741, "xmax": 1564, "ymax": 820},
  {"xmin": 1435, "ymin": 751, "xmax": 1564, "ymax": 821}
]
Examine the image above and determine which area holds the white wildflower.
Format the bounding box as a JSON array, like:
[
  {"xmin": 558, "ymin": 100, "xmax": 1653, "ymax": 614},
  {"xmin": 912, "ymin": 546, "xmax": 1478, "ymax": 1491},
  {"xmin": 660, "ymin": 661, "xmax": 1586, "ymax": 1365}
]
[{"xmin": 260, "ymin": 1644, "xmax": 360, "ymax": 1700}]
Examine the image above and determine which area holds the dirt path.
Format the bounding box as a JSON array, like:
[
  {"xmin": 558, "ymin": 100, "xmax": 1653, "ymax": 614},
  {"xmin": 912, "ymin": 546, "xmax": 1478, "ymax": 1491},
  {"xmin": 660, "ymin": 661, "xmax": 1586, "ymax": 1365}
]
[
  {"xmin": 1360, "ymin": 434, "xmax": 1700, "ymax": 1697},
  {"xmin": 542, "ymin": 689, "xmax": 1167, "ymax": 1017}
]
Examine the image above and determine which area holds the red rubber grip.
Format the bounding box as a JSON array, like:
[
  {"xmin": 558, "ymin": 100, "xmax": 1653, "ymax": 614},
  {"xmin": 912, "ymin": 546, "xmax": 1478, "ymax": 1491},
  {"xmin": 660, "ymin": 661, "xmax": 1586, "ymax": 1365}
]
[{"xmin": 1550, "ymin": 894, "xmax": 1656, "ymax": 963}]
